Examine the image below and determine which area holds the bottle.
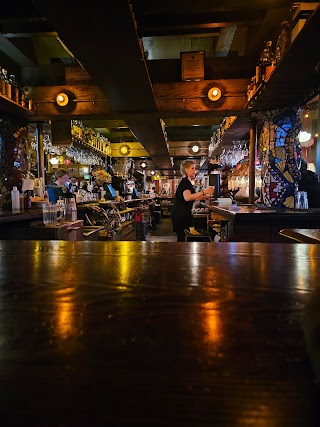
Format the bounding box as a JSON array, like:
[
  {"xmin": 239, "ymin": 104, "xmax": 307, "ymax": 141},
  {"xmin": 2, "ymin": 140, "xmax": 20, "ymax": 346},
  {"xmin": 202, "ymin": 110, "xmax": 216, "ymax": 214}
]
[
  {"xmin": 24, "ymin": 190, "xmax": 32, "ymax": 209},
  {"xmin": 255, "ymin": 60, "xmax": 261, "ymax": 86},
  {"xmin": 19, "ymin": 193, "xmax": 25, "ymax": 211},
  {"xmin": 260, "ymin": 41, "xmax": 276, "ymax": 82},
  {"xmin": 70, "ymin": 198, "xmax": 77, "ymax": 221},
  {"xmin": 0, "ymin": 67, "xmax": 5, "ymax": 96},
  {"xmin": 23, "ymin": 85, "xmax": 33, "ymax": 111},
  {"xmin": 2, "ymin": 68, "xmax": 11, "ymax": 99},
  {"xmin": 9, "ymin": 75, "xmax": 19, "ymax": 103},
  {"xmin": 11, "ymin": 186, "xmax": 20, "ymax": 211},
  {"xmin": 19, "ymin": 86, "xmax": 26, "ymax": 107}
]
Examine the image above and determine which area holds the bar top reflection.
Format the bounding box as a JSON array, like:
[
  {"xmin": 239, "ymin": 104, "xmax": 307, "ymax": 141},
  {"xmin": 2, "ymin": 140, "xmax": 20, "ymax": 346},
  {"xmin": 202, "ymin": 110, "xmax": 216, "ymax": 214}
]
[{"xmin": 0, "ymin": 240, "xmax": 318, "ymax": 426}]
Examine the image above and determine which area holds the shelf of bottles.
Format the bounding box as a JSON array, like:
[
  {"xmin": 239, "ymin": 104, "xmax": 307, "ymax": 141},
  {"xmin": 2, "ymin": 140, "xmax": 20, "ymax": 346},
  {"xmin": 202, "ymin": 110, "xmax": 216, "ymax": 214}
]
[
  {"xmin": 246, "ymin": 40, "xmax": 277, "ymax": 105},
  {"xmin": 0, "ymin": 66, "xmax": 34, "ymax": 112},
  {"xmin": 71, "ymin": 120, "xmax": 112, "ymax": 157}
]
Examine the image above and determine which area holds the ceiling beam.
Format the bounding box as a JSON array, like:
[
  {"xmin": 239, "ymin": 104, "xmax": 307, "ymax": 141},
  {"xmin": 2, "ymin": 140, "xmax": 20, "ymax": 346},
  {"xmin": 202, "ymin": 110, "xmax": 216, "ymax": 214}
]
[
  {"xmin": 0, "ymin": 35, "xmax": 35, "ymax": 66},
  {"xmin": 33, "ymin": 0, "xmax": 172, "ymax": 170},
  {"xmin": 32, "ymin": 77, "xmax": 249, "ymax": 119},
  {"xmin": 130, "ymin": 0, "xmax": 294, "ymax": 15},
  {"xmin": 137, "ymin": 10, "xmax": 265, "ymax": 37}
]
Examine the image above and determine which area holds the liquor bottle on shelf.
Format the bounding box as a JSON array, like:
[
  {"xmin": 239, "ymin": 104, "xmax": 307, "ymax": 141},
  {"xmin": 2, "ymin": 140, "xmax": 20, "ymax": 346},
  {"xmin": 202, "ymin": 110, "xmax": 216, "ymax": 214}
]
[
  {"xmin": 260, "ymin": 40, "xmax": 276, "ymax": 82},
  {"xmin": 0, "ymin": 68, "xmax": 5, "ymax": 96},
  {"xmin": 19, "ymin": 85, "xmax": 26, "ymax": 108},
  {"xmin": 23, "ymin": 85, "xmax": 33, "ymax": 111},
  {"xmin": 255, "ymin": 62, "xmax": 261, "ymax": 86},
  {"xmin": 10, "ymin": 75, "xmax": 20, "ymax": 104},
  {"xmin": 2, "ymin": 68, "xmax": 11, "ymax": 99}
]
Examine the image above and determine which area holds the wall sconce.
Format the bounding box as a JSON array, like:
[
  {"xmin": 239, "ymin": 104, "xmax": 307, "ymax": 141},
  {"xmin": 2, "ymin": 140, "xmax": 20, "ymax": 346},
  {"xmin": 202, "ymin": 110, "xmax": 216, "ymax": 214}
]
[
  {"xmin": 150, "ymin": 170, "xmax": 155, "ymax": 176},
  {"xmin": 56, "ymin": 93, "xmax": 69, "ymax": 107},
  {"xmin": 119, "ymin": 144, "xmax": 130, "ymax": 156},
  {"xmin": 190, "ymin": 143, "xmax": 201, "ymax": 154},
  {"xmin": 140, "ymin": 161, "xmax": 148, "ymax": 169},
  {"xmin": 207, "ymin": 87, "xmax": 222, "ymax": 101}
]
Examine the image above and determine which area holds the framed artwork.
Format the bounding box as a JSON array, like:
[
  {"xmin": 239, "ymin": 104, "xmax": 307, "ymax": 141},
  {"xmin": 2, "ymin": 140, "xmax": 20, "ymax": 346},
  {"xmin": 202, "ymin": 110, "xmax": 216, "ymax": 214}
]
[
  {"xmin": 79, "ymin": 166, "xmax": 89, "ymax": 177},
  {"xmin": 181, "ymin": 51, "xmax": 204, "ymax": 81},
  {"xmin": 68, "ymin": 167, "xmax": 78, "ymax": 177}
]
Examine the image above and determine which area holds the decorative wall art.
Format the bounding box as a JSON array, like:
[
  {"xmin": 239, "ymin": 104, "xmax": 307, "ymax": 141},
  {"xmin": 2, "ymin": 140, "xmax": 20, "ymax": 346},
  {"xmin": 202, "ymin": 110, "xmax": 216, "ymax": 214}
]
[{"xmin": 252, "ymin": 107, "xmax": 302, "ymax": 208}]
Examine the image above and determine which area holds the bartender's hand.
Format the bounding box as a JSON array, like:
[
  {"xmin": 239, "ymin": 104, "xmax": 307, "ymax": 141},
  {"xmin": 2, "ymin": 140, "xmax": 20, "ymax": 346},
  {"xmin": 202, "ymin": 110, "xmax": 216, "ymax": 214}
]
[{"xmin": 203, "ymin": 186, "xmax": 215, "ymax": 197}]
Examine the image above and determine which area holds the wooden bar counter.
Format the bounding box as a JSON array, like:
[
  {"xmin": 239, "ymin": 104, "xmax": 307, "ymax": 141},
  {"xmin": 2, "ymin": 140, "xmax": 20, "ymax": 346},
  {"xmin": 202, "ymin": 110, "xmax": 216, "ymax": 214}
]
[
  {"xmin": 0, "ymin": 240, "xmax": 319, "ymax": 426},
  {"xmin": 0, "ymin": 207, "xmax": 43, "ymax": 224},
  {"xmin": 204, "ymin": 203, "xmax": 320, "ymax": 242}
]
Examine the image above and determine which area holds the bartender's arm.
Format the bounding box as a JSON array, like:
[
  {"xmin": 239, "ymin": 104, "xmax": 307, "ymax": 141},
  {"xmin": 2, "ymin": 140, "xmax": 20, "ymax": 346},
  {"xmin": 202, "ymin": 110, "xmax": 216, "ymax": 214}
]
[{"xmin": 183, "ymin": 186, "xmax": 214, "ymax": 202}]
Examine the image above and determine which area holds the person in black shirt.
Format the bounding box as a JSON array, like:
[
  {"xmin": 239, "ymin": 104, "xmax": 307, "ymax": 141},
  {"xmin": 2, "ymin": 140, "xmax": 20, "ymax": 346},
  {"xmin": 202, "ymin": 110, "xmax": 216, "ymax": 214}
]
[
  {"xmin": 298, "ymin": 159, "xmax": 320, "ymax": 208},
  {"xmin": 171, "ymin": 160, "xmax": 214, "ymax": 242}
]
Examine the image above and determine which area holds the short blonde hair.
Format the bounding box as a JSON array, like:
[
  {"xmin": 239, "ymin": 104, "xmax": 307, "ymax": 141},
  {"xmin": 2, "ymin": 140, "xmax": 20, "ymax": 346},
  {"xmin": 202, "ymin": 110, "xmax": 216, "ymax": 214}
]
[{"xmin": 180, "ymin": 160, "xmax": 195, "ymax": 176}]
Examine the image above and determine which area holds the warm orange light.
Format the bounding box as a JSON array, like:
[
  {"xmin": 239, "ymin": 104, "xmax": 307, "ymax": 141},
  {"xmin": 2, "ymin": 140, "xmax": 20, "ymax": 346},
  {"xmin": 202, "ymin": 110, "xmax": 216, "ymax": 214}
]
[
  {"xmin": 208, "ymin": 87, "xmax": 222, "ymax": 101},
  {"xmin": 56, "ymin": 93, "xmax": 69, "ymax": 106},
  {"xmin": 119, "ymin": 144, "xmax": 130, "ymax": 155}
]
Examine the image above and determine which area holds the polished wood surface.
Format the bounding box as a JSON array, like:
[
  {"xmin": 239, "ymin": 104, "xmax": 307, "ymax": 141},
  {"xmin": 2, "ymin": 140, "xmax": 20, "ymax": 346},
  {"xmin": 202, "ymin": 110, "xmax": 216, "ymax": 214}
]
[
  {"xmin": 0, "ymin": 208, "xmax": 42, "ymax": 223},
  {"xmin": 279, "ymin": 228, "xmax": 320, "ymax": 243},
  {"xmin": 204, "ymin": 204, "xmax": 320, "ymax": 242},
  {"xmin": 0, "ymin": 240, "xmax": 319, "ymax": 426}
]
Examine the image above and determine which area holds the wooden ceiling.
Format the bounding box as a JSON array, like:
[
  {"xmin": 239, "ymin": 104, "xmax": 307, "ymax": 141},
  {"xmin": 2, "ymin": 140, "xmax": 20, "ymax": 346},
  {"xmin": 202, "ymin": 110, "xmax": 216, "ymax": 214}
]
[{"xmin": 0, "ymin": 0, "xmax": 315, "ymax": 176}]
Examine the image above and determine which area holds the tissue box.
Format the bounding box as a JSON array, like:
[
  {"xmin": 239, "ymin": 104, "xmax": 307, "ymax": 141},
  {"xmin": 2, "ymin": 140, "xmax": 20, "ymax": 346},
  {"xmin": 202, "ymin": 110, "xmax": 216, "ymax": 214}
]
[{"xmin": 291, "ymin": 2, "xmax": 319, "ymax": 42}]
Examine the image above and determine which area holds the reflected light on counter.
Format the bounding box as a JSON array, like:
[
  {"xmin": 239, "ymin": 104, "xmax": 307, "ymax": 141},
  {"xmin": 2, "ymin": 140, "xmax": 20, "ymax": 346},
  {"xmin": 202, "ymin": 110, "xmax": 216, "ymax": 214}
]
[
  {"xmin": 118, "ymin": 241, "xmax": 132, "ymax": 285},
  {"xmin": 293, "ymin": 245, "xmax": 314, "ymax": 291},
  {"xmin": 31, "ymin": 242, "xmax": 44, "ymax": 278},
  {"xmin": 201, "ymin": 301, "xmax": 222, "ymax": 346},
  {"xmin": 239, "ymin": 405, "xmax": 275, "ymax": 427},
  {"xmin": 55, "ymin": 288, "xmax": 75, "ymax": 339}
]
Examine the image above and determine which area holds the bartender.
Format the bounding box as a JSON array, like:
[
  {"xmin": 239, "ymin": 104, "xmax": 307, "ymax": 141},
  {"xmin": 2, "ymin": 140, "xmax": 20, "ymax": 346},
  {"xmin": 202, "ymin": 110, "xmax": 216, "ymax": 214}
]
[{"xmin": 46, "ymin": 169, "xmax": 72, "ymax": 203}]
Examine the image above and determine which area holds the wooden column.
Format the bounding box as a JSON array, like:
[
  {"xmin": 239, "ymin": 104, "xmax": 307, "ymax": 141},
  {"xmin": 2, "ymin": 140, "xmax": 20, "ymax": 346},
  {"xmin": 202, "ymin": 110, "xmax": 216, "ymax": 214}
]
[
  {"xmin": 248, "ymin": 118, "xmax": 257, "ymax": 205},
  {"xmin": 36, "ymin": 123, "xmax": 45, "ymax": 178}
]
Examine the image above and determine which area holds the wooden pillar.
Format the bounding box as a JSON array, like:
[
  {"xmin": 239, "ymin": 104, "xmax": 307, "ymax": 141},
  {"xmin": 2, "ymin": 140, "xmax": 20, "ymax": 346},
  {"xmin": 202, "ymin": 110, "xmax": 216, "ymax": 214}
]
[
  {"xmin": 248, "ymin": 118, "xmax": 257, "ymax": 205},
  {"xmin": 36, "ymin": 123, "xmax": 45, "ymax": 178}
]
